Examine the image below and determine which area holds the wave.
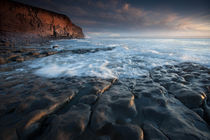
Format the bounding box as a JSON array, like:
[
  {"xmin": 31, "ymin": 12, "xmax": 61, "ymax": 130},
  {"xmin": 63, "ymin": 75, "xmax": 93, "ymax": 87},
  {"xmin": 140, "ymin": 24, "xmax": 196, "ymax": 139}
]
[{"xmin": 28, "ymin": 38, "xmax": 210, "ymax": 79}]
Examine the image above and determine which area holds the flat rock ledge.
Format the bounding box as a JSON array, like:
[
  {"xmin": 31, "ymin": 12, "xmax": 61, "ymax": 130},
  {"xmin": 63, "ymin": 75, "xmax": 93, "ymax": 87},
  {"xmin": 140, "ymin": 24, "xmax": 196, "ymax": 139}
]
[
  {"xmin": 0, "ymin": 62, "xmax": 210, "ymax": 140},
  {"xmin": 0, "ymin": 44, "xmax": 115, "ymax": 65},
  {"xmin": 0, "ymin": 43, "xmax": 63, "ymax": 65}
]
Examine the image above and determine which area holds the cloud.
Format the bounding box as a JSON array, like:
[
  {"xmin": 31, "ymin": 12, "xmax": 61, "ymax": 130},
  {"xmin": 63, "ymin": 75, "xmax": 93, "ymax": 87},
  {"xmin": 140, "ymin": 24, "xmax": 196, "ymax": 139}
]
[
  {"xmin": 176, "ymin": 19, "xmax": 210, "ymax": 31},
  {"xmin": 123, "ymin": 3, "xmax": 129, "ymax": 11},
  {"xmin": 14, "ymin": 0, "xmax": 210, "ymax": 37}
]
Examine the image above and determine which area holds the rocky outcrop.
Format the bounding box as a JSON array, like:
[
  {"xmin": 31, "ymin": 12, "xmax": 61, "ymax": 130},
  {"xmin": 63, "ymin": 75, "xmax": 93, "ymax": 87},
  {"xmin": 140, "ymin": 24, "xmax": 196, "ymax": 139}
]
[
  {"xmin": 0, "ymin": 0, "xmax": 84, "ymax": 45},
  {"xmin": 0, "ymin": 62, "xmax": 210, "ymax": 140},
  {"xmin": 0, "ymin": 45, "xmax": 116, "ymax": 65}
]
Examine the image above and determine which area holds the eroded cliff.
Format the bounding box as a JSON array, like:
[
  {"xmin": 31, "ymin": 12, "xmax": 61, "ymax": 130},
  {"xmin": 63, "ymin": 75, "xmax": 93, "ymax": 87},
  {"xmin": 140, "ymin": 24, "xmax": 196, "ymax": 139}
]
[{"xmin": 0, "ymin": 0, "xmax": 84, "ymax": 45}]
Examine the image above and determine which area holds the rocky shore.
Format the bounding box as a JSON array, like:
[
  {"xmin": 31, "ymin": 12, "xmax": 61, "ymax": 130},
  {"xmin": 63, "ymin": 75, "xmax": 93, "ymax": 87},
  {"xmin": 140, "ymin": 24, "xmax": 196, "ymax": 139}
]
[
  {"xmin": 0, "ymin": 0, "xmax": 85, "ymax": 65},
  {"xmin": 0, "ymin": 62, "xmax": 210, "ymax": 140},
  {"xmin": 0, "ymin": 43, "xmax": 62, "ymax": 64},
  {"xmin": 0, "ymin": 43, "xmax": 116, "ymax": 65},
  {"xmin": 0, "ymin": 1, "xmax": 210, "ymax": 140}
]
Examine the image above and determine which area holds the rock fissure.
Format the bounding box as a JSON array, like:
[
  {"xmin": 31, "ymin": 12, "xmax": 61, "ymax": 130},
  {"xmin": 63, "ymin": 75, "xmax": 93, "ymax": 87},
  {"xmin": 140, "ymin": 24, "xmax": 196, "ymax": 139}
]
[
  {"xmin": 158, "ymin": 127, "xmax": 171, "ymax": 140},
  {"xmin": 78, "ymin": 78, "xmax": 118, "ymax": 139}
]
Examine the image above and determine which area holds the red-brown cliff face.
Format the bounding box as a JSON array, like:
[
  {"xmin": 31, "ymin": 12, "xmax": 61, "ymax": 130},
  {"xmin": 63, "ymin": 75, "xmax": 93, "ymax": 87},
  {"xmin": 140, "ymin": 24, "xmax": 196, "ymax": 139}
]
[{"xmin": 0, "ymin": 0, "xmax": 84, "ymax": 44}]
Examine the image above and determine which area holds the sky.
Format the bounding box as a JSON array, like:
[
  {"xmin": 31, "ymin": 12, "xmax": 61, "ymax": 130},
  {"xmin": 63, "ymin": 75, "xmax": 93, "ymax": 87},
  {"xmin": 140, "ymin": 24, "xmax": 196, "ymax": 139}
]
[{"xmin": 14, "ymin": 0, "xmax": 210, "ymax": 38}]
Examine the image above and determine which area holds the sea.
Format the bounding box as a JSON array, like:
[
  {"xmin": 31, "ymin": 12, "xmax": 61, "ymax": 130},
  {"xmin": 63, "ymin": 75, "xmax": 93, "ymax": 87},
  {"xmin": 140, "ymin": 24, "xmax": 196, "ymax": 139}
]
[{"xmin": 26, "ymin": 37, "xmax": 210, "ymax": 79}]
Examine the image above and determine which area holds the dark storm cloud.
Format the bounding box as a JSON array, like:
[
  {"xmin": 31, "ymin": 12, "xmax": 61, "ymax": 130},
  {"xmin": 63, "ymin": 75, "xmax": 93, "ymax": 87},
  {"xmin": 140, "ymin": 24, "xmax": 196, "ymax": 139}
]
[{"xmin": 13, "ymin": 0, "xmax": 210, "ymax": 37}]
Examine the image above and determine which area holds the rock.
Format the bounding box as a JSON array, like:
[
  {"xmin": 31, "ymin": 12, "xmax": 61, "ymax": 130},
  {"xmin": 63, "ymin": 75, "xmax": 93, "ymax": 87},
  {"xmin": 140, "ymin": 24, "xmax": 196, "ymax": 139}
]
[
  {"xmin": 32, "ymin": 52, "xmax": 40, "ymax": 56},
  {"xmin": 53, "ymin": 46, "xmax": 59, "ymax": 49},
  {"xmin": 42, "ymin": 103, "xmax": 91, "ymax": 140},
  {"xmin": 8, "ymin": 54, "xmax": 24, "ymax": 62},
  {"xmin": 203, "ymin": 99, "xmax": 210, "ymax": 124},
  {"xmin": 142, "ymin": 123, "xmax": 168, "ymax": 140},
  {"xmin": 0, "ymin": 0, "xmax": 84, "ymax": 45},
  {"xmin": 175, "ymin": 91, "xmax": 205, "ymax": 109},
  {"xmin": 0, "ymin": 57, "xmax": 6, "ymax": 64},
  {"xmin": 183, "ymin": 74, "xmax": 195, "ymax": 81},
  {"xmin": 0, "ymin": 62, "xmax": 210, "ymax": 139},
  {"xmin": 150, "ymin": 62, "xmax": 210, "ymax": 110},
  {"xmin": 16, "ymin": 96, "xmax": 55, "ymax": 114},
  {"xmin": 70, "ymin": 47, "xmax": 115, "ymax": 54},
  {"xmin": 97, "ymin": 136, "xmax": 111, "ymax": 140},
  {"xmin": 91, "ymin": 83, "xmax": 137, "ymax": 131},
  {"xmin": 133, "ymin": 72, "xmax": 210, "ymax": 140},
  {"xmin": 97, "ymin": 123, "xmax": 143, "ymax": 140},
  {"xmin": 15, "ymin": 56, "xmax": 25, "ymax": 62},
  {"xmin": 4, "ymin": 41, "xmax": 11, "ymax": 47},
  {"xmin": 8, "ymin": 54, "xmax": 19, "ymax": 60},
  {"xmin": 46, "ymin": 51, "xmax": 56, "ymax": 56},
  {"xmin": 192, "ymin": 108, "xmax": 204, "ymax": 118},
  {"xmin": 0, "ymin": 45, "xmax": 70, "ymax": 64},
  {"xmin": 79, "ymin": 95, "xmax": 98, "ymax": 105}
]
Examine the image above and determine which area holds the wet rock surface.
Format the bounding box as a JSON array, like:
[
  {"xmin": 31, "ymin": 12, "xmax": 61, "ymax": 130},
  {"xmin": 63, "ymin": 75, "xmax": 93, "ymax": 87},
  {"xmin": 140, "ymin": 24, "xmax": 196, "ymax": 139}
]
[
  {"xmin": 0, "ymin": 43, "xmax": 116, "ymax": 65},
  {"xmin": 0, "ymin": 62, "xmax": 210, "ymax": 140},
  {"xmin": 70, "ymin": 47, "xmax": 115, "ymax": 54},
  {"xmin": 0, "ymin": 44, "xmax": 60, "ymax": 64}
]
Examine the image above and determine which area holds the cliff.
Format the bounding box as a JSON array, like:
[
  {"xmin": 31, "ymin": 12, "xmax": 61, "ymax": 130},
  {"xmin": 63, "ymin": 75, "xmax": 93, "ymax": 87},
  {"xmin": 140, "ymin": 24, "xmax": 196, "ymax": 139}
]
[{"xmin": 0, "ymin": 0, "xmax": 84, "ymax": 45}]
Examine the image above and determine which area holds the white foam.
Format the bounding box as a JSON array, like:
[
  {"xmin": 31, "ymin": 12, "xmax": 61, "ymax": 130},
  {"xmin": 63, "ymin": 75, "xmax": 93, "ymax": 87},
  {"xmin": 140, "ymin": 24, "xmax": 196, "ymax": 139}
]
[
  {"xmin": 149, "ymin": 50, "xmax": 161, "ymax": 54},
  {"xmin": 35, "ymin": 64, "xmax": 67, "ymax": 78},
  {"xmin": 108, "ymin": 44, "xmax": 119, "ymax": 47},
  {"xmin": 180, "ymin": 55, "xmax": 200, "ymax": 62},
  {"xmin": 29, "ymin": 38, "xmax": 210, "ymax": 79}
]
